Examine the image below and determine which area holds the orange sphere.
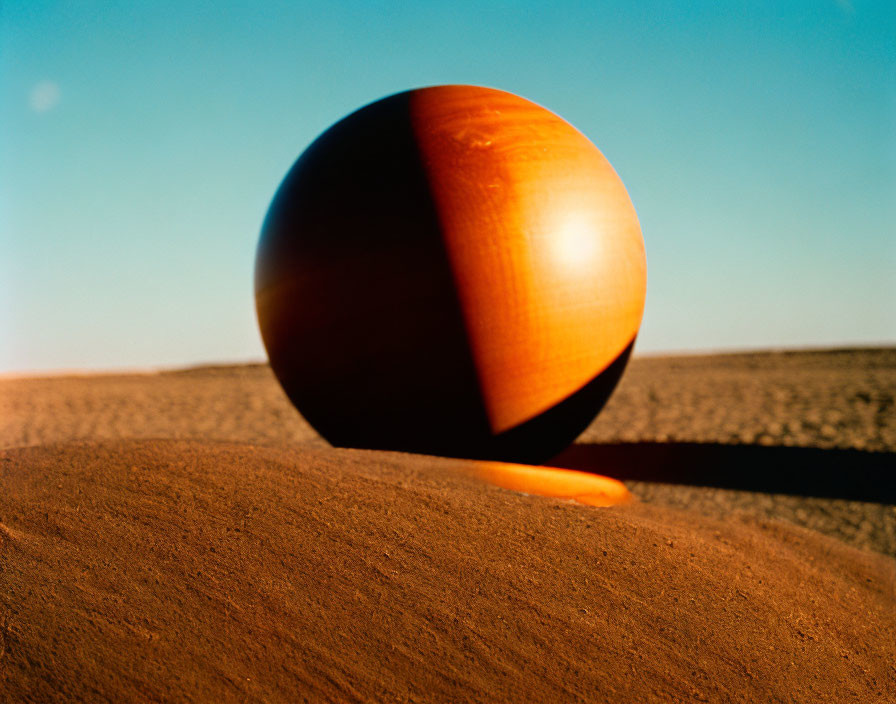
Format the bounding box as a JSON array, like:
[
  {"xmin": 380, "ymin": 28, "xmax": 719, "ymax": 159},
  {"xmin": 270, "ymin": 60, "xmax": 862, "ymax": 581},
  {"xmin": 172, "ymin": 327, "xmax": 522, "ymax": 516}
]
[{"xmin": 255, "ymin": 85, "xmax": 646, "ymax": 463}]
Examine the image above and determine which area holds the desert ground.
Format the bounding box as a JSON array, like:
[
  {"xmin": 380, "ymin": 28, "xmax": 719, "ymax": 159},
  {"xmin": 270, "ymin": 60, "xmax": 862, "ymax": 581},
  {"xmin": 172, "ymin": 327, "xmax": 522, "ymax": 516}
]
[{"xmin": 1, "ymin": 348, "xmax": 894, "ymax": 702}]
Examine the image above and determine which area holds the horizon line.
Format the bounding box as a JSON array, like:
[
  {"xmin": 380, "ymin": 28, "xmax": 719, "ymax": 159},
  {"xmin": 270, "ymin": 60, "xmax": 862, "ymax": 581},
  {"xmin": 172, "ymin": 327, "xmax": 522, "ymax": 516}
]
[{"xmin": 2, "ymin": 341, "xmax": 893, "ymax": 380}]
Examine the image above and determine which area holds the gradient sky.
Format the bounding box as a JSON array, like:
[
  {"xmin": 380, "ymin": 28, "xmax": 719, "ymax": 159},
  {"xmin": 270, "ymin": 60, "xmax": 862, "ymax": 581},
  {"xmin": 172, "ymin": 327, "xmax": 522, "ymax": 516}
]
[{"xmin": 2, "ymin": 1, "xmax": 894, "ymax": 372}]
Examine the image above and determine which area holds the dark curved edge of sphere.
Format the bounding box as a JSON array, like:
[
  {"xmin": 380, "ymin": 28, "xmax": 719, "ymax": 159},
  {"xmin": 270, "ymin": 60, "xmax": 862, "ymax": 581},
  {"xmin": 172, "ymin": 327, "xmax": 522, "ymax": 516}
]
[
  {"xmin": 489, "ymin": 338, "xmax": 635, "ymax": 464},
  {"xmin": 321, "ymin": 338, "xmax": 636, "ymax": 465}
]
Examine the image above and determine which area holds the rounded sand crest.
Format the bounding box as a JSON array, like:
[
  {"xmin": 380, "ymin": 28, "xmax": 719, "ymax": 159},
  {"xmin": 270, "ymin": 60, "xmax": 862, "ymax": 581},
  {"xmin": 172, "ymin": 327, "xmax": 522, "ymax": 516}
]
[{"xmin": 1, "ymin": 439, "xmax": 893, "ymax": 703}]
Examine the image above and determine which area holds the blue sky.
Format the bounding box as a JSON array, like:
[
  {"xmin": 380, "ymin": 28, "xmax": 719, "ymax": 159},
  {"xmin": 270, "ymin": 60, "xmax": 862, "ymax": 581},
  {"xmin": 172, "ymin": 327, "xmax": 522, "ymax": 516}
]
[{"xmin": 2, "ymin": 1, "xmax": 894, "ymax": 372}]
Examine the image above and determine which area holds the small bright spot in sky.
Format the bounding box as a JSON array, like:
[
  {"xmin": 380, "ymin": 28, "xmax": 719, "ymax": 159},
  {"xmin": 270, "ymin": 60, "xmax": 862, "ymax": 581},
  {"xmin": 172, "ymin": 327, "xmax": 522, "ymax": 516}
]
[
  {"xmin": 28, "ymin": 81, "xmax": 60, "ymax": 113},
  {"xmin": 835, "ymin": 0, "xmax": 855, "ymax": 16}
]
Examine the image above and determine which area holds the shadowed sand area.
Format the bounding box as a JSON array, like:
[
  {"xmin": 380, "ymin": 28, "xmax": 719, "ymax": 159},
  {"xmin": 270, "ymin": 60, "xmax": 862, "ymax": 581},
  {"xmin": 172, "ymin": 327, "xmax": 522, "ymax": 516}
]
[{"xmin": 1, "ymin": 349, "xmax": 895, "ymax": 701}]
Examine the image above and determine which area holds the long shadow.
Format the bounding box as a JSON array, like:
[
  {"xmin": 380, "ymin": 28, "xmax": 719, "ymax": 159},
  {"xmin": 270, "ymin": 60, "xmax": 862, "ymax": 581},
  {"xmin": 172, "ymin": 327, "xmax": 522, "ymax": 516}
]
[{"xmin": 549, "ymin": 442, "xmax": 896, "ymax": 503}]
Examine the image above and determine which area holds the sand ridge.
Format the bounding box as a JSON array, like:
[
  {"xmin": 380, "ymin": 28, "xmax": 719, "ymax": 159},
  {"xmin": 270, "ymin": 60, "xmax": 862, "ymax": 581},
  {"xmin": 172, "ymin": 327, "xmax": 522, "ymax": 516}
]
[{"xmin": 1, "ymin": 439, "xmax": 894, "ymax": 703}]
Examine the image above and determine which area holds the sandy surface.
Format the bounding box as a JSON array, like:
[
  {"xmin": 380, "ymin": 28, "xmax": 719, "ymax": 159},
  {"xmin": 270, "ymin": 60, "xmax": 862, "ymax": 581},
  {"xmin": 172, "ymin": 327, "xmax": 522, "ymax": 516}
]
[
  {"xmin": 3, "ymin": 348, "xmax": 894, "ymax": 555},
  {"xmin": 1, "ymin": 348, "xmax": 895, "ymax": 702}
]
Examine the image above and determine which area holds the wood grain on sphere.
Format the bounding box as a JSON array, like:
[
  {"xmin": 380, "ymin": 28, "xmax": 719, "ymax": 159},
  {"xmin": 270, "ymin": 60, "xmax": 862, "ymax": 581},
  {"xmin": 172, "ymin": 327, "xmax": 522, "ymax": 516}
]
[
  {"xmin": 411, "ymin": 87, "xmax": 645, "ymax": 432},
  {"xmin": 255, "ymin": 85, "xmax": 645, "ymax": 463}
]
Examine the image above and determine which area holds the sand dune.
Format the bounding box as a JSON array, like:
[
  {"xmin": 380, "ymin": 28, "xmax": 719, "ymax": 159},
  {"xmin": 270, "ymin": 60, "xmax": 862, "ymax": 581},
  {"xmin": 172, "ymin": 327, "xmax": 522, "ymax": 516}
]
[
  {"xmin": 1, "ymin": 349, "xmax": 894, "ymax": 701},
  {"xmin": 2, "ymin": 440, "xmax": 894, "ymax": 703}
]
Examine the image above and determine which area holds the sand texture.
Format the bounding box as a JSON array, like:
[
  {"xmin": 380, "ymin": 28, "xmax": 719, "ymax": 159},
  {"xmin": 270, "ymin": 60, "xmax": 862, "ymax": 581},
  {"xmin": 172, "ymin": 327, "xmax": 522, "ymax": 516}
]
[{"xmin": 1, "ymin": 348, "xmax": 895, "ymax": 702}]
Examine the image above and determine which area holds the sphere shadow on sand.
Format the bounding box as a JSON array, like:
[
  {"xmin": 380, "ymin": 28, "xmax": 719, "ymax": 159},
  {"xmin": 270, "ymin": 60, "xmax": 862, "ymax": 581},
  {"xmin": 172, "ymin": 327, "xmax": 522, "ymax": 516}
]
[{"xmin": 550, "ymin": 442, "xmax": 896, "ymax": 503}]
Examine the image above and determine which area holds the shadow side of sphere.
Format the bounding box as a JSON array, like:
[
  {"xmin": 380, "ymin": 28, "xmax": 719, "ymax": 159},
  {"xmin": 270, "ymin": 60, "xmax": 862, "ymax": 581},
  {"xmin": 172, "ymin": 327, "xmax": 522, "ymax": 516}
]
[{"xmin": 256, "ymin": 90, "xmax": 490, "ymax": 456}]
